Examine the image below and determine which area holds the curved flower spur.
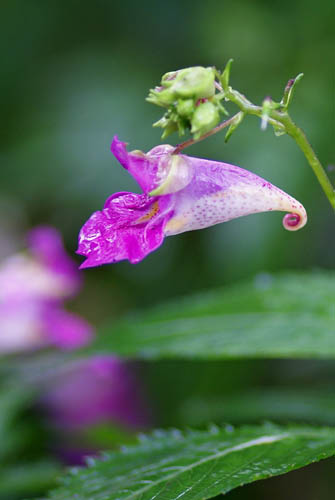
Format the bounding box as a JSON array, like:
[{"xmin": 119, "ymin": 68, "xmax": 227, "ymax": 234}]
[{"xmin": 77, "ymin": 136, "xmax": 307, "ymax": 268}]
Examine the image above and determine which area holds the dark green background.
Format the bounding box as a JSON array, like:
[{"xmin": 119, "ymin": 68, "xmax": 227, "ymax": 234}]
[{"xmin": 1, "ymin": 0, "xmax": 334, "ymax": 498}]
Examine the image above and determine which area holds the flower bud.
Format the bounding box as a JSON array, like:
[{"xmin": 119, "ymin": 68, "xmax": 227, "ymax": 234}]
[
  {"xmin": 176, "ymin": 98, "xmax": 195, "ymax": 118},
  {"xmin": 168, "ymin": 66, "xmax": 216, "ymax": 99},
  {"xmin": 153, "ymin": 114, "xmax": 179, "ymax": 138},
  {"xmin": 147, "ymin": 87, "xmax": 176, "ymax": 107},
  {"xmin": 161, "ymin": 120, "xmax": 179, "ymax": 139},
  {"xmin": 161, "ymin": 71, "xmax": 179, "ymax": 87},
  {"xmin": 191, "ymin": 101, "xmax": 220, "ymax": 139}
]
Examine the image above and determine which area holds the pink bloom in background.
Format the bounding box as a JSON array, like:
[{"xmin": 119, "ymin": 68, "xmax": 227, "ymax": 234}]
[
  {"xmin": 77, "ymin": 136, "xmax": 307, "ymax": 268},
  {"xmin": 42, "ymin": 356, "xmax": 151, "ymax": 465},
  {"xmin": 0, "ymin": 226, "xmax": 152, "ymax": 464},
  {"xmin": 44, "ymin": 356, "xmax": 150, "ymax": 431},
  {"xmin": 0, "ymin": 226, "xmax": 92, "ymax": 352}
]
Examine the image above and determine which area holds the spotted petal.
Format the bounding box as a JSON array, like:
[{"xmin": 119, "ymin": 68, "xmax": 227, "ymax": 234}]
[{"xmin": 164, "ymin": 155, "xmax": 307, "ymax": 235}]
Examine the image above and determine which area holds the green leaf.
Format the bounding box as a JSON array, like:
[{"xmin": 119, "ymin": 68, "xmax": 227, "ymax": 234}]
[
  {"xmin": 0, "ymin": 383, "xmax": 36, "ymax": 461},
  {"xmin": 220, "ymin": 58, "xmax": 234, "ymax": 91},
  {"xmin": 47, "ymin": 424, "xmax": 335, "ymax": 500},
  {"xmin": 179, "ymin": 388, "xmax": 335, "ymax": 427},
  {"xmin": 88, "ymin": 272, "xmax": 335, "ymax": 360},
  {"xmin": 280, "ymin": 73, "xmax": 304, "ymax": 110},
  {"xmin": 224, "ymin": 111, "xmax": 245, "ymax": 142},
  {"xmin": 0, "ymin": 461, "xmax": 61, "ymax": 496}
]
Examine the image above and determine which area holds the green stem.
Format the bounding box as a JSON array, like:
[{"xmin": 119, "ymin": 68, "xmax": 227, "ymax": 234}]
[
  {"xmin": 225, "ymin": 88, "xmax": 285, "ymax": 131},
  {"xmin": 172, "ymin": 80, "xmax": 335, "ymax": 209},
  {"xmin": 282, "ymin": 115, "xmax": 335, "ymax": 210},
  {"xmin": 225, "ymin": 87, "xmax": 335, "ymax": 210}
]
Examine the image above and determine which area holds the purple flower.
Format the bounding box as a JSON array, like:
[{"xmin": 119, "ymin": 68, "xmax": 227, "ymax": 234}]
[
  {"xmin": 28, "ymin": 226, "xmax": 81, "ymax": 297},
  {"xmin": 43, "ymin": 356, "xmax": 151, "ymax": 431},
  {"xmin": 42, "ymin": 356, "xmax": 151, "ymax": 465},
  {"xmin": 77, "ymin": 136, "xmax": 307, "ymax": 267},
  {"xmin": 0, "ymin": 226, "xmax": 92, "ymax": 353}
]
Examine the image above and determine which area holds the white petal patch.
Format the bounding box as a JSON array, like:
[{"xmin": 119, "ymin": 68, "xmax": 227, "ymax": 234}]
[{"xmin": 165, "ymin": 182, "xmax": 307, "ymax": 235}]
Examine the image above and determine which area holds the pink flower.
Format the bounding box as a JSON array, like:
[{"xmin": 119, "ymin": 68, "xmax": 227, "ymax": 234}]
[
  {"xmin": 42, "ymin": 356, "xmax": 151, "ymax": 465},
  {"xmin": 43, "ymin": 357, "xmax": 151, "ymax": 431},
  {"xmin": 77, "ymin": 136, "xmax": 307, "ymax": 268},
  {"xmin": 0, "ymin": 226, "xmax": 92, "ymax": 353}
]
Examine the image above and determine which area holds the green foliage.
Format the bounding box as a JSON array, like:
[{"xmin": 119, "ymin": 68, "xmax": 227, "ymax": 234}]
[
  {"xmin": 88, "ymin": 271, "xmax": 335, "ymax": 360},
  {"xmin": 0, "ymin": 381, "xmax": 61, "ymax": 499},
  {"xmin": 179, "ymin": 388, "xmax": 335, "ymax": 427},
  {"xmin": 0, "ymin": 461, "xmax": 61, "ymax": 498},
  {"xmin": 48, "ymin": 424, "xmax": 335, "ymax": 500},
  {"xmin": 224, "ymin": 110, "xmax": 245, "ymax": 143},
  {"xmin": 280, "ymin": 73, "xmax": 304, "ymax": 110},
  {"xmin": 2, "ymin": 1, "xmax": 335, "ymax": 498},
  {"xmin": 0, "ymin": 384, "xmax": 37, "ymax": 463}
]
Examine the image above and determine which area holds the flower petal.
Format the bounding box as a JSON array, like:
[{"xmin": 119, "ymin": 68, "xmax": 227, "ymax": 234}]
[
  {"xmin": 111, "ymin": 136, "xmax": 193, "ymax": 194},
  {"xmin": 164, "ymin": 156, "xmax": 307, "ymax": 235},
  {"xmin": 0, "ymin": 300, "xmax": 44, "ymax": 353},
  {"xmin": 28, "ymin": 225, "xmax": 80, "ymax": 295},
  {"xmin": 77, "ymin": 191, "xmax": 174, "ymax": 267},
  {"xmin": 42, "ymin": 307, "xmax": 93, "ymax": 350},
  {"xmin": 43, "ymin": 356, "xmax": 151, "ymax": 431},
  {"xmin": 148, "ymin": 155, "xmax": 194, "ymax": 196}
]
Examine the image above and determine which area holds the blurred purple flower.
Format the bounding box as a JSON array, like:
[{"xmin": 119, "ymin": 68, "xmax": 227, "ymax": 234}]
[
  {"xmin": 0, "ymin": 227, "xmax": 151, "ymax": 465},
  {"xmin": 42, "ymin": 356, "xmax": 151, "ymax": 465},
  {"xmin": 77, "ymin": 136, "xmax": 307, "ymax": 268},
  {"xmin": 44, "ymin": 356, "xmax": 150, "ymax": 431},
  {"xmin": 0, "ymin": 226, "xmax": 92, "ymax": 352}
]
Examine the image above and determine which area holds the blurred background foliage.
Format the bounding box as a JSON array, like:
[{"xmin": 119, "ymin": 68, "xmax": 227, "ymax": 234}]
[{"xmin": 0, "ymin": 0, "xmax": 334, "ymax": 498}]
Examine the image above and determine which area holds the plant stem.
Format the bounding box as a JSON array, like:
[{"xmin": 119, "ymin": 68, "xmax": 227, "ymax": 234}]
[
  {"xmin": 225, "ymin": 88, "xmax": 285, "ymax": 130},
  {"xmin": 224, "ymin": 87, "xmax": 335, "ymax": 210},
  {"xmin": 282, "ymin": 115, "xmax": 335, "ymax": 210},
  {"xmin": 173, "ymin": 81, "xmax": 335, "ymax": 210},
  {"xmin": 173, "ymin": 114, "xmax": 240, "ymax": 154}
]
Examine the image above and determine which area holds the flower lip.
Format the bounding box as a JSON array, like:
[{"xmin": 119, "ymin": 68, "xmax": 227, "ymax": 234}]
[
  {"xmin": 77, "ymin": 190, "xmax": 174, "ymax": 267},
  {"xmin": 104, "ymin": 191, "xmax": 139, "ymax": 209}
]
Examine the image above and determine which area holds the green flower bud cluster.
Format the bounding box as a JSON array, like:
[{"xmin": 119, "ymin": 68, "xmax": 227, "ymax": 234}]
[{"xmin": 147, "ymin": 66, "xmax": 227, "ymax": 140}]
